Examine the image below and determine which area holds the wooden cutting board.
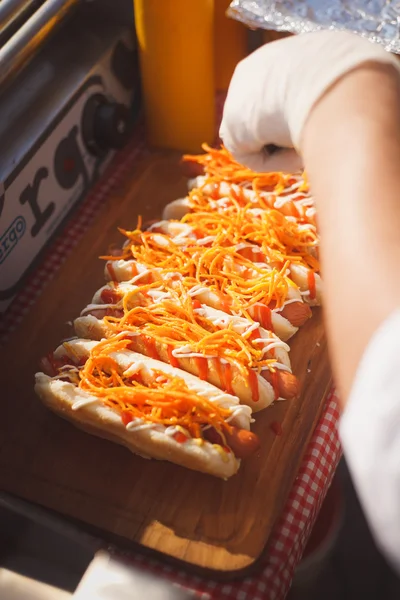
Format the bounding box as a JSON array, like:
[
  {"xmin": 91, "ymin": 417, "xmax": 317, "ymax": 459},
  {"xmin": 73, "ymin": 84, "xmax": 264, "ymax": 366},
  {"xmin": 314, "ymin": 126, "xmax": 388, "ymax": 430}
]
[{"xmin": 0, "ymin": 153, "xmax": 331, "ymax": 575}]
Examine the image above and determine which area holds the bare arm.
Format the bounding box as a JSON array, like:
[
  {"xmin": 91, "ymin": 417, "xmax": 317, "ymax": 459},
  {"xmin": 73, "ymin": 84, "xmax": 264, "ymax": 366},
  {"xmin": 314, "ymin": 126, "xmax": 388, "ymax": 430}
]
[{"xmin": 302, "ymin": 64, "xmax": 400, "ymax": 404}]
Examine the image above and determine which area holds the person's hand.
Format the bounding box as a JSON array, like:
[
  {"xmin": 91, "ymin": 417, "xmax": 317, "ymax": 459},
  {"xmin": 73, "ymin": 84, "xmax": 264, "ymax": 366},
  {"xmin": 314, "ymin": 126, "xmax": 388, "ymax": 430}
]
[{"xmin": 219, "ymin": 31, "xmax": 400, "ymax": 172}]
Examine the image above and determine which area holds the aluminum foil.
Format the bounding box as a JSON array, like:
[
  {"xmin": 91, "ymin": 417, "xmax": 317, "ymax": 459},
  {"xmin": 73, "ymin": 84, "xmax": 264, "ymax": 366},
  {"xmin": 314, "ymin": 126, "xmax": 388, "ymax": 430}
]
[{"xmin": 228, "ymin": 0, "xmax": 400, "ymax": 54}]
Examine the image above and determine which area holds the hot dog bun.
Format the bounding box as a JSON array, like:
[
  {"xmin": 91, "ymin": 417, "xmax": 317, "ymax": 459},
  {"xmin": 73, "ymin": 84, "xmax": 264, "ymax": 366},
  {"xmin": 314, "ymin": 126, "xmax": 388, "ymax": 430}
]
[
  {"xmin": 73, "ymin": 315, "xmax": 298, "ymax": 411},
  {"xmin": 148, "ymin": 218, "xmax": 320, "ymax": 311},
  {"xmin": 35, "ymin": 340, "xmax": 254, "ymax": 478},
  {"xmin": 51, "ymin": 338, "xmax": 252, "ymax": 429},
  {"xmin": 76, "ymin": 282, "xmax": 298, "ymax": 409},
  {"xmin": 162, "ymin": 197, "xmax": 191, "ymax": 221},
  {"xmin": 81, "ymin": 281, "xmax": 293, "ymax": 370},
  {"xmin": 35, "ymin": 376, "xmax": 240, "ymax": 479},
  {"xmin": 185, "ymin": 174, "xmax": 316, "ymax": 226},
  {"xmin": 102, "ymin": 262, "xmax": 298, "ymax": 341}
]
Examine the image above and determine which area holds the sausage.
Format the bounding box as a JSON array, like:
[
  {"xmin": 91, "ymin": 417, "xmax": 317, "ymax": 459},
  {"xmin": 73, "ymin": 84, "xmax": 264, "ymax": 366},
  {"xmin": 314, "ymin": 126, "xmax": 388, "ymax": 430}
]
[
  {"xmin": 224, "ymin": 427, "xmax": 260, "ymax": 459},
  {"xmin": 280, "ymin": 200, "xmax": 300, "ymax": 219},
  {"xmin": 262, "ymin": 370, "xmax": 300, "ymax": 400},
  {"xmin": 100, "ymin": 288, "xmax": 123, "ymax": 304},
  {"xmin": 86, "ymin": 308, "xmax": 124, "ymax": 320},
  {"xmin": 39, "ymin": 352, "xmax": 78, "ymax": 376},
  {"xmin": 203, "ymin": 426, "xmax": 260, "ymax": 459},
  {"xmin": 279, "ymin": 301, "xmax": 311, "ymax": 327}
]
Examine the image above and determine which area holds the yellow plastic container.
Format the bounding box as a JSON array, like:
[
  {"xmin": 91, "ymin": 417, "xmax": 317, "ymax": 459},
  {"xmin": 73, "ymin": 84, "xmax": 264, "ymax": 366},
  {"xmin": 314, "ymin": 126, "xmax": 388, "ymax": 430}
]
[
  {"xmin": 214, "ymin": 0, "xmax": 248, "ymax": 91},
  {"xmin": 134, "ymin": 0, "xmax": 215, "ymax": 153}
]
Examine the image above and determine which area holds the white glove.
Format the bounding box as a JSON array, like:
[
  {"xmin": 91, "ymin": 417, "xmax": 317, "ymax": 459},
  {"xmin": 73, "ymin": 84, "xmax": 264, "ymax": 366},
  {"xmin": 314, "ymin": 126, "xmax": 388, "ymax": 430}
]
[{"xmin": 219, "ymin": 31, "xmax": 400, "ymax": 172}]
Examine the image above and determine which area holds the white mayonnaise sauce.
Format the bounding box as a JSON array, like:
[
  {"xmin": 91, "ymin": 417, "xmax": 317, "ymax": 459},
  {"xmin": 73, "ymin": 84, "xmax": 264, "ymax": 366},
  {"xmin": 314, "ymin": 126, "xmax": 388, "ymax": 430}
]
[
  {"xmin": 188, "ymin": 285, "xmax": 210, "ymax": 297},
  {"xmin": 72, "ymin": 397, "xmax": 99, "ymax": 411},
  {"xmin": 253, "ymin": 339, "xmax": 290, "ymax": 353},
  {"xmin": 80, "ymin": 302, "xmax": 119, "ymax": 316},
  {"xmin": 196, "ymin": 236, "xmax": 216, "ymax": 246},
  {"xmin": 129, "ymin": 269, "xmax": 152, "ymax": 284}
]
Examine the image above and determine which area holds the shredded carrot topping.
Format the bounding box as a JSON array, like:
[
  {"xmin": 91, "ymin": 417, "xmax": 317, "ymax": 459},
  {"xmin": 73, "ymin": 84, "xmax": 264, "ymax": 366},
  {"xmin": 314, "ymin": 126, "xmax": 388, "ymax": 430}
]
[
  {"xmin": 46, "ymin": 146, "xmax": 323, "ymax": 447},
  {"xmin": 185, "ymin": 143, "xmax": 309, "ymax": 197},
  {"xmin": 183, "ymin": 145, "xmax": 316, "ymax": 234},
  {"xmin": 100, "ymin": 284, "xmax": 278, "ymax": 375},
  {"xmin": 179, "ymin": 206, "xmax": 319, "ymax": 271},
  {"xmin": 59, "ymin": 337, "xmax": 233, "ymax": 439},
  {"xmin": 114, "ymin": 223, "xmax": 295, "ymax": 313},
  {"xmin": 183, "ymin": 144, "xmax": 300, "ymax": 191}
]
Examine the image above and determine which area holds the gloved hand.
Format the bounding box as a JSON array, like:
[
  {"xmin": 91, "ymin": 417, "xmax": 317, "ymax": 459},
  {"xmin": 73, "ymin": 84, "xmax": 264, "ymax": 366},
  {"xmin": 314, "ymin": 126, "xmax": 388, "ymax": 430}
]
[{"xmin": 219, "ymin": 31, "xmax": 400, "ymax": 172}]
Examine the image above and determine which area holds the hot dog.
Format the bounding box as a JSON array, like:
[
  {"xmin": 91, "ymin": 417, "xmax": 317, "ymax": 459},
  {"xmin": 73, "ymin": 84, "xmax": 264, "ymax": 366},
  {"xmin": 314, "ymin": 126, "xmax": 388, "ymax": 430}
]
[
  {"xmin": 33, "ymin": 145, "xmax": 321, "ymax": 482},
  {"xmin": 35, "ymin": 337, "xmax": 256, "ymax": 478},
  {"xmin": 186, "ymin": 175, "xmax": 316, "ymax": 225},
  {"xmin": 101, "ymin": 263, "xmax": 300, "ymax": 342},
  {"xmin": 75, "ymin": 288, "xmax": 301, "ymax": 411},
  {"xmin": 75, "ymin": 318, "xmax": 297, "ymax": 412},
  {"xmin": 151, "ymin": 216, "xmax": 320, "ymax": 308},
  {"xmin": 79, "ymin": 281, "xmax": 293, "ymax": 369},
  {"xmin": 75, "ymin": 313, "xmax": 300, "ymax": 410},
  {"xmin": 103, "ymin": 217, "xmax": 310, "ymax": 339},
  {"xmin": 181, "ymin": 144, "xmax": 316, "ymax": 226}
]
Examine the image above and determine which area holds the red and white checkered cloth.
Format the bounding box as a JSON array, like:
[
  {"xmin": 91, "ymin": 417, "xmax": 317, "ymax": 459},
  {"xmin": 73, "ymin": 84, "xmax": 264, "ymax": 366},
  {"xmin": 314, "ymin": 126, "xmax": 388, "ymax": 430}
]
[
  {"xmin": 0, "ymin": 124, "xmax": 342, "ymax": 600},
  {"xmin": 119, "ymin": 387, "xmax": 341, "ymax": 600}
]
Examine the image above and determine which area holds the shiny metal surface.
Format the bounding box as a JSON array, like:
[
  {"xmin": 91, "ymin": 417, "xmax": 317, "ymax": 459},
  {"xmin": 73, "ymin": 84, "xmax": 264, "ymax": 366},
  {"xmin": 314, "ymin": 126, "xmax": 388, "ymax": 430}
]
[
  {"xmin": 0, "ymin": 0, "xmax": 80, "ymax": 88},
  {"xmin": 0, "ymin": 0, "xmax": 43, "ymax": 47},
  {"xmin": 228, "ymin": 0, "xmax": 400, "ymax": 55},
  {"xmin": 0, "ymin": 0, "xmax": 136, "ymax": 181},
  {"xmin": 0, "ymin": 0, "xmax": 41, "ymax": 32}
]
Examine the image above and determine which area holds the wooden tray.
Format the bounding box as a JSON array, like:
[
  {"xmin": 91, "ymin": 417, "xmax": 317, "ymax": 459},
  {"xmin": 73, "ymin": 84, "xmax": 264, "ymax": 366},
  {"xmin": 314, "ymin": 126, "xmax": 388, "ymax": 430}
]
[{"xmin": 0, "ymin": 153, "xmax": 331, "ymax": 575}]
